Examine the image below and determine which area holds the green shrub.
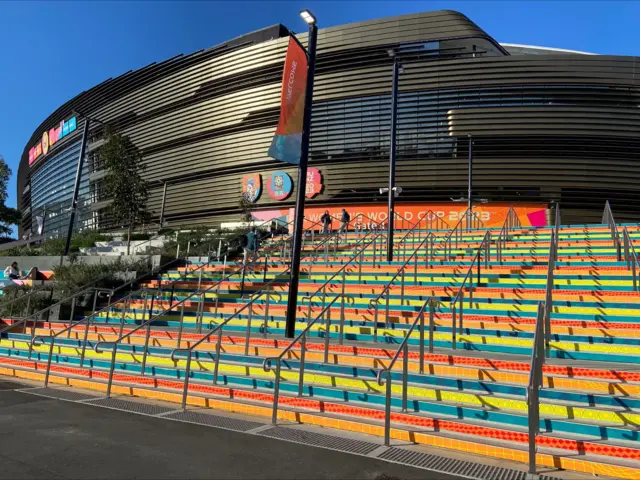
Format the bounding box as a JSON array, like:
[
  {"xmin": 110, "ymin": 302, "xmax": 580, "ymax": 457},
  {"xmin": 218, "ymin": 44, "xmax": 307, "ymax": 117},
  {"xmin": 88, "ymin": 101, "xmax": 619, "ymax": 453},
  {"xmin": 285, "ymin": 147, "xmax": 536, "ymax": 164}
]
[{"xmin": 52, "ymin": 258, "xmax": 152, "ymax": 295}]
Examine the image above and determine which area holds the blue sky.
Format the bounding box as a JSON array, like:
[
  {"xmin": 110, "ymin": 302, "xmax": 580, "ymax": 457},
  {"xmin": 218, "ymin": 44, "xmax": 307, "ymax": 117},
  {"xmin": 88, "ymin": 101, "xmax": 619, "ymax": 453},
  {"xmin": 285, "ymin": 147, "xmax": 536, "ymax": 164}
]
[{"xmin": 1, "ymin": 0, "xmax": 639, "ymax": 211}]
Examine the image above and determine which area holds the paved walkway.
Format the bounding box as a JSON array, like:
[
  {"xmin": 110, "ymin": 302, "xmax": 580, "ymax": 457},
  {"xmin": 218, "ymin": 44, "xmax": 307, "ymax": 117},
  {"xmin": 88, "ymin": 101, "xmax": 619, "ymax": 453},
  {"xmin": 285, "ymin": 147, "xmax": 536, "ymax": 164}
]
[{"xmin": 0, "ymin": 383, "xmax": 461, "ymax": 480}]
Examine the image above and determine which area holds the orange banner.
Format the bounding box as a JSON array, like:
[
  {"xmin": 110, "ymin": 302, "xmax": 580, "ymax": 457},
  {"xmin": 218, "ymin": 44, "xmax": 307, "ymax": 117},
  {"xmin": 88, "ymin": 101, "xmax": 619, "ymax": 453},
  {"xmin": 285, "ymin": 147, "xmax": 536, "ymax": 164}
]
[
  {"xmin": 267, "ymin": 36, "xmax": 308, "ymax": 164},
  {"xmin": 297, "ymin": 203, "xmax": 548, "ymax": 230}
]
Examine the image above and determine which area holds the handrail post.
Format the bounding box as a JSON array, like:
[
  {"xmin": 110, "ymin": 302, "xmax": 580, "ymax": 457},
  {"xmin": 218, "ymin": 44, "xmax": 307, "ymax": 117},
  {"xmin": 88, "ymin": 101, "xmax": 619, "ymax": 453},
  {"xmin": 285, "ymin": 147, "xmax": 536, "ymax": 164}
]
[
  {"xmin": 271, "ymin": 360, "xmax": 281, "ymax": 424},
  {"xmin": 80, "ymin": 289, "xmax": 99, "ymax": 368},
  {"xmin": 298, "ymin": 334, "xmax": 307, "ymax": 396},
  {"xmin": 428, "ymin": 300, "xmax": 434, "ymax": 354},
  {"xmin": 419, "ymin": 311, "xmax": 425, "ymax": 374},
  {"xmin": 177, "ymin": 303, "xmax": 185, "ymax": 348},
  {"xmin": 324, "ymin": 307, "xmax": 331, "ymax": 363},
  {"xmin": 105, "ymin": 344, "xmax": 118, "ymax": 399},
  {"xmin": 383, "ymin": 373, "xmax": 392, "ymax": 446},
  {"xmin": 385, "ymin": 289, "xmax": 391, "ymax": 329},
  {"xmin": 339, "ymin": 290, "xmax": 346, "ymax": 346},
  {"xmin": 459, "ymin": 291, "xmax": 464, "ymax": 334},
  {"xmin": 244, "ymin": 301, "xmax": 254, "ymax": 355},
  {"xmin": 451, "ymin": 304, "xmax": 457, "ymax": 350},
  {"xmin": 400, "ymin": 267, "xmax": 405, "ymax": 304},
  {"xmin": 140, "ymin": 321, "xmax": 151, "ymax": 376},
  {"xmin": 263, "ymin": 293, "xmax": 271, "ymax": 338},
  {"xmin": 213, "ymin": 328, "xmax": 223, "ymax": 384},
  {"xmin": 197, "ymin": 292, "xmax": 205, "ymax": 334},
  {"xmin": 44, "ymin": 337, "xmax": 55, "ymax": 388},
  {"xmin": 373, "ymin": 303, "xmax": 379, "ymax": 343},
  {"xmin": 180, "ymin": 350, "xmax": 192, "ymax": 410},
  {"xmin": 402, "ymin": 343, "xmax": 409, "ymax": 411},
  {"xmin": 67, "ymin": 297, "xmax": 77, "ymax": 338}
]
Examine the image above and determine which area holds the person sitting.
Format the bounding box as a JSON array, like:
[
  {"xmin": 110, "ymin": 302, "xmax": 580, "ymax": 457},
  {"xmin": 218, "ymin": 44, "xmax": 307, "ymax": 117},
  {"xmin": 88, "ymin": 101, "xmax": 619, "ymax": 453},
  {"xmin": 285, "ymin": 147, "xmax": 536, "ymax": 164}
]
[
  {"xmin": 4, "ymin": 262, "xmax": 38, "ymax": 282},
  {"xmin": 5, "ymin": 262, "xmax": 20, "ymax": 280}
]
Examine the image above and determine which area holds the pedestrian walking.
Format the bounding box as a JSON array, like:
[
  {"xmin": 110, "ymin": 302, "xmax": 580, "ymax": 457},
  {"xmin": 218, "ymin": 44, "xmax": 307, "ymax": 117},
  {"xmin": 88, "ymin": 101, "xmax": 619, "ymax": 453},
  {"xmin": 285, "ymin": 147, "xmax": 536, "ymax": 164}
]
[{"xmin": 339, "ymin": 208, "xmax": 351, "ymax": 233}]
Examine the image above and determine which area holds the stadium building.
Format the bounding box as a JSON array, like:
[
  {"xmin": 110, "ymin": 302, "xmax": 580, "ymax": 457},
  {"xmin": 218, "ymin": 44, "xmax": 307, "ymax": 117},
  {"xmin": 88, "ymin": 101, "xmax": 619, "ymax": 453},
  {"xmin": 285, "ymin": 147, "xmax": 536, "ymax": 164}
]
[{"xmin": 17, "ymin": 10, "xmax": 640, "ymax": 237}]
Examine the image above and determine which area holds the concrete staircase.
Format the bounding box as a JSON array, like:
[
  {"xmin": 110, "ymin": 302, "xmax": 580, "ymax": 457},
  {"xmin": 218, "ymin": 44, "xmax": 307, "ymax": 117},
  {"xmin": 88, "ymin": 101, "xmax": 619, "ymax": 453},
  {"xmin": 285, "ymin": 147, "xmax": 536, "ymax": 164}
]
[{"xmin": 2, "ymin": 218, "xmax": 640, "ymax": 478}]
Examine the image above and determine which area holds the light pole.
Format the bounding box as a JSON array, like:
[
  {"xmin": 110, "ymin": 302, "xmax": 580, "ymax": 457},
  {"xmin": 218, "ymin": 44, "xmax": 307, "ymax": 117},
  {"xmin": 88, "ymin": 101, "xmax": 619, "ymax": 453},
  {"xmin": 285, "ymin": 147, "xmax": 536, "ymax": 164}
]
[
  {"xmin": 63, "ymin": 111, "xmax": 104, "ymax": 256},
  {"xmin": 386, "ymin": 50, "xmax": 400, "ymax": 262},
  {"xmin": 284, "ymin": 9, "xmax": 318, "ymax": 339}
]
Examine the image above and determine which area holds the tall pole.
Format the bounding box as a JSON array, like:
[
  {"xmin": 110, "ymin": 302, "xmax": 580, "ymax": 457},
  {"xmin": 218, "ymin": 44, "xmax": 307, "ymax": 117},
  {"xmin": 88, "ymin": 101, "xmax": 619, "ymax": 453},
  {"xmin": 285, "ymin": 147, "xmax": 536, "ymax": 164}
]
[
  {"xmin": 467, "ymin": 134, "xmax": 473, "ymax": 230},
  {"xmin": 386, "ymin": 56, "xmax": 399, "ymax": 262},
  {"xmin": 284, "ymin": 22, "xmax": 318, "ymax": 339},
  {"xmin": 159, "ymin": 181, "xmax": 168, "ymax": 226},
  {"xmin": 63, "ymin": 118, "xmax": 91, "ymax": 256}
]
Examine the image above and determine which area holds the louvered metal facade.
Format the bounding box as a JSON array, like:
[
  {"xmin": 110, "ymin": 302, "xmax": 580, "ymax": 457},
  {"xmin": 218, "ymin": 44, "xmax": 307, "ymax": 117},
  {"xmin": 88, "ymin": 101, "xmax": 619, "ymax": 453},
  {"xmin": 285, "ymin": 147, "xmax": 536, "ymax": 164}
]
[{"xmin": 17, "ymin": 10, "xmax": 640, "ymax": 236}]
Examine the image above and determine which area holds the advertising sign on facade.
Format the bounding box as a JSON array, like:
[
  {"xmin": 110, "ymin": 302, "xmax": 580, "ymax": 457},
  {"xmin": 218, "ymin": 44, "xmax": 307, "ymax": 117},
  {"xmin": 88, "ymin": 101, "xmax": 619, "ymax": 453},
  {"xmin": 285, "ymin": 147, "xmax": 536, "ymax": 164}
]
[
  {"xmin": 242, "ymin": 173, "xmax": 262, "ymax": 202},
  {"xmin": 298, "ymin": 203, "xmax": 548, "ymax": 230},
  {"xmin": 267, "ymin": 171, "xmax": 293, "ymax": 200},
  {"xmin": 29, "ymin": 116, "xmax": 77, "ymax": 166},
  {"xmin": 305, "ymin": 168, "xmax": 323, "ymax": 199},
  {"xmin": 267, "ymin": 37, "xmax": 308, "ymax": 164}
]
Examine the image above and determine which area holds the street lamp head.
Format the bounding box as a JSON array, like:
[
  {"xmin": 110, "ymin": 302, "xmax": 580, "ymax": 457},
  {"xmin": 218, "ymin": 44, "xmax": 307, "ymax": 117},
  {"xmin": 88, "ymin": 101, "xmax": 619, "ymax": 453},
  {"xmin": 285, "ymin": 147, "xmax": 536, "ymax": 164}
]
[
  {"xmin": 300, "ymin": 9, "xmax": 316, "ymax": 25},
  {"xmin": 387, "ymin": 48, "xmax": 395, "ymax": 58}
]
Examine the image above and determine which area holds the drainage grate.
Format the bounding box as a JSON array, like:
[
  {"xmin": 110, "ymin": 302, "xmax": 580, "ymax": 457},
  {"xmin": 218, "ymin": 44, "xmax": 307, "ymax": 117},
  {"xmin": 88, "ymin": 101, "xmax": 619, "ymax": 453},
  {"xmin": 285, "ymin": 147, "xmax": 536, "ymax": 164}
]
[
  {"xmin": 84, "ymin": 397, "xmax": 175, "ymax": 416},
  {"xmin": 257, "ymin": 426, "xmax": 379, "ymax": 456},
  {"xmin": 165, "ymin": 410, "xmax": 265, "ymax": 432},
  {"xmin": 379, "ymin": 448, "xmax": 560, "ymax": 480},
  {"xmin": 22, "ymin": 387, "xmax": 101, "ymax": 402}
]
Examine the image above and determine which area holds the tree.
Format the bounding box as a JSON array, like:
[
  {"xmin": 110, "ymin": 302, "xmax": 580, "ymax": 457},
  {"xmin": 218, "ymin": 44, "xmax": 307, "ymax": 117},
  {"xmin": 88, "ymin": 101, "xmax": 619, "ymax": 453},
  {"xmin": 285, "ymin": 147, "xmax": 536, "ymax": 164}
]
[
  {"xmin": 100, "ymin": 128, "xmax": 150, "ymax": 254},
  {"xmin": 0, "ymin": 156, "xmax": 20, "ymax": 237},
  {"xmin": 239, "ymin": 195, "xmax": 255, "ymax": 223}
]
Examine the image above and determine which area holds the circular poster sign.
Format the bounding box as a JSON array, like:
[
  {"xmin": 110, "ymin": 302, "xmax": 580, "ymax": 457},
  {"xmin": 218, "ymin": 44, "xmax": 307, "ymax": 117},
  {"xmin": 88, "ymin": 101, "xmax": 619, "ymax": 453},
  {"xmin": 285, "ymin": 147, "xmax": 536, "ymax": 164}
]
[
  {"xmin": 242, "ymin": 173, "xmax": 262, "ymax": 203},
  {"xmin": 305, "ymin": 168, "xmax": 323, "ymax": 199},
  {"xmin": 267, "ymin": 171, "xmax": 293, "ymax": 201}
]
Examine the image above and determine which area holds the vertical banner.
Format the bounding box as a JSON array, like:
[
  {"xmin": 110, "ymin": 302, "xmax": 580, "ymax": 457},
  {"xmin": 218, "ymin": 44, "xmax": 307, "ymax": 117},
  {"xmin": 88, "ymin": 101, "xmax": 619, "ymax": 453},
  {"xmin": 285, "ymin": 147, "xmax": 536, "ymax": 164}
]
[{"xmin": 267, "ymin": 37, "xmax": 308, "ymax": 164}]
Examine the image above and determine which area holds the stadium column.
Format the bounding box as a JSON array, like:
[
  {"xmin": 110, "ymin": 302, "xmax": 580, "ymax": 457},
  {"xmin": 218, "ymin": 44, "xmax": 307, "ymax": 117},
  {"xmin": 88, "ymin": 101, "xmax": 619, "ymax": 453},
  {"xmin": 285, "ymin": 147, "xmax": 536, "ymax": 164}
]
[
  {"xmin": 386, "ymin": 54, "xmax": 400, "ymax": 262},
  {"xmin": 63, "ymin": 117, "xmax": 91, "ymax": 256},
  {"xmin": 284, "ymin": 11, "xmax": 318, "ymax": 339}
]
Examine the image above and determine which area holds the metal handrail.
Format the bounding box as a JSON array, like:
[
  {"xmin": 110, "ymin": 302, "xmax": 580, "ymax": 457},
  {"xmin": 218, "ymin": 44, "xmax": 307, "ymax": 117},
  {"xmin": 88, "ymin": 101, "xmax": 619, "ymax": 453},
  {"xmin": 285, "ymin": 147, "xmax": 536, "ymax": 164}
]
[
  {"xmin": 30, "ymin": 255, "xmax": 255, "ymax": 387},
  {"xmin": 392, "ymin": 211, "xmax": 440, "ymax": 261},
  {"xmin": 302, "ymin": 216, "xmax": 385, "ymax": 280},
  {"xmin": 543, "ymin": 230, "xmax": 557, "ymax": 357},
  {"xmin": 602, "ymin": 200, "xmax": 622, "ymax": 260},
  {"xmin": 29, "ymin": 227, "xmax": 301, "ymax": 382},
  {"xmin": 368, "ymin": 233, "xmax": 436, "ymax": 339},
  {"xmin": 432, "ymin": 208, "xmax": 485, "ymax": 260},
  {"xmin": 375, "ymin": 297, "xmax": 440, "ymax": 446},
  {"xmin": 1, "ymin": 282, "xmax": 53, "ymax": 319},
  {"xmin": 300, "ymin": 231, "xmax": 385, "ymax": 344},
  {"xmin": 169, "ymin": 266, "xmax": 294, "ymax": 410},
  {"xmin": 449, "ymin": 230, "xmax": 492, "ymax": 343},
  {"xmin": 495, "ymin": 206, "xmax": 521, "ymax": 261},
  {"xmin": 302, "ymin": 229, "xmax": 384, "ymax": 306},
  {"xmin": 262, "ymin": 294, "xmax": 343, "ymax": 424},
  {"xmin": 211, "ymin": 216, "xmax": 298, "ymax": 262},
  {"xmin": 415, "ymin": 210, "xmax": 450, "ymax": 232},
  {"xmin": 92, "ymin": 260, "xmax": 256, "ymax": 398},
  {"xmin": 622, "ymin": 227, "xmax": 640, "ymax": 292},
  {"xmin": 527, "ymin": 301, "xmax": 545, "ymax": 475},
  {"xmin": 79, "ymin": 224, "xmax": 340, "ymax": 396}
]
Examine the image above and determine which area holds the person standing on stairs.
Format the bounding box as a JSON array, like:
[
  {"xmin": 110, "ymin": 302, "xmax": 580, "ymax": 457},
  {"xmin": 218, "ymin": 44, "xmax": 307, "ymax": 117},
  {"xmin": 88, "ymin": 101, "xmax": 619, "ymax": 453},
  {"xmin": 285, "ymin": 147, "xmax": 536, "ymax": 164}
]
[
  {"xmin": 321, "ymin": 210, "xmax": 332, "ymax": 234},
  {"xmin": 243, "ymin": 227, "xmax": 259, "ymax": 268}
]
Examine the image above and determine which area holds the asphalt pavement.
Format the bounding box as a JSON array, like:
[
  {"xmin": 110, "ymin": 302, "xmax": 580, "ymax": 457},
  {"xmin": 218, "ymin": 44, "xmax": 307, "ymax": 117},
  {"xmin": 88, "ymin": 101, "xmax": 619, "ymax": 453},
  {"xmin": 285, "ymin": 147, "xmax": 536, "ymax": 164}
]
[{"xmin": 0, "ymin": 383, "xmax": 462, "ymax": 480}]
